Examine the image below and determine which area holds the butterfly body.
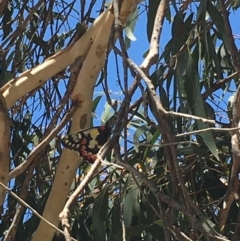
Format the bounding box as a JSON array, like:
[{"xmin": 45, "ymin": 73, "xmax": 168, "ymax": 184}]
[{"xmin": 61, "ymin": 120, "xmax": 113, "ymax": 163}]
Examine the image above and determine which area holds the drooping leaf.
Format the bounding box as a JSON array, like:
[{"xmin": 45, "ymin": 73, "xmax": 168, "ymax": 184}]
[
  {"xmin": 93, "ymin": 185, "xmax": 109, "ymax": 241},
  {"xmin": 185, "ymin": 52, "xmax": 219, "ymax": 160},
  {"xmin": 125, "ymin": 7, "xmax": 138, "ymax": 49},
  {"xmin": 147, "ymin": 223, "xmax": 165, "ymax": 240},
  {"xmin": 147, "ymin": 0, "xmax": 161, "ymax": 42},
  {"xmin": 207, "ymin": 2, "xmax": 227, "ymax": 43},
  {"xmin": 133, "ymin": 125, "xmax": 150, "ymax": 152},
  {"xmin": 92, "ymin": 95, "xmax": 103, "ymax": 112}
]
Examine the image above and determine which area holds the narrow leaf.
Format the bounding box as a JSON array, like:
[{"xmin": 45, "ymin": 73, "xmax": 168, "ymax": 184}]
[
  {"xmin": 185, "ymin": 52, "xmax": 219, "ymax": 160},
  {"xmin": 93, "ymin": 185, "xmax": 109, "ymax": 241}
]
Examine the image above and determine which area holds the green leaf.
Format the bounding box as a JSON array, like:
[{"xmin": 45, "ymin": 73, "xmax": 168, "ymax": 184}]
[
  {"xmin": 147, "ymin": 0, "xmax": 161, "ymax": 42},
  {"xmin": 125, "ymin": 7, "xmax": 138, "ymax": 49},
  {"xmin": 206, "ymin": 33, "xmax": 222, "ymax": 79},
  {"xmin": 101, "ymin": 102, "xmax": 115, "ymax": 125},
  {"xmin": 133, "ymin": 125, "xmax": 149, "ymax": 152},
  {"xmin": 177, "ymin": 145, "xmax": 210, "ymax": 158},
  {"xmin": 176, "ymin": 51, "xmax": 188, "ymax": 100},
  {"xmin": 231, "ymin": 0, "xmax": 240, "ymax": 9},
  {"xmin": 76, "ymin": 22, "xmax": 87, "ymax": 38},
  {"xmin": 159, "ymin": 84, "xmax": 170, "ymax": 110},
  {"xmin": 2, "ymin": 2, "xmax": 13, "ymax": 40},
  {"xmin": 88, "ymin": 177, "xmax": 98, "ymax": 193},
  {"xmin": 143, "ymin": 129, "xmax": 160, "ymax": 161},
  {"xmin": 93, "ymin": 185, "xmax": 109, "ymax": 241},
  {"xmin": 171, "ymin": 13, "xmax": 194, "ymax": 55},
  {"xmin": 154, "ymin": 220, "xmax": 163, "ymax": 227},
  {"xmin": 207, "ymin": 2, "xmax": 227, "ymax": 43},
  {"xmin": 92, "ymin": 95, "xmax": 103, "ymax": 112},
  {"xmin": 110, "ymin": 201, "xmax": 121, "ymax": 241},
  {"xmin": 123, "ymin": 191, "xmax": 133, "ymax": 227},
  {"xmin": 123, "ymin": 182, "xmax": 142, "ymax": 227},
  {"xmin": 185, "ymin": 52, "xmax": 219, "ymax": 160},
  {"xmin": 147, "ymin": 223, "xmax": 165, "ymax": 240}
]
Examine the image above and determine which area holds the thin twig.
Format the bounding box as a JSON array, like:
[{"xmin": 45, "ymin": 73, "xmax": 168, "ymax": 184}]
[
  {"xmin": 217, "ymin": 0, "xmax": 240, "ymax": 232},
  {"xmin": 0, "ymin": 182, "xmax": 77, "ymax": 241},
  {"xmin": 113, "ymin": 142, "xmax": 230, "ymax": 241},
  {"xmin": 167, "ymin": 111, "xmax": 215, "ymax": 124},
  {"xmin": 176, "ymin": 126, "xmax": 240, "ymax": 137},
  {"xmin": 8, "ymin": 105, "xmax": 78, "ymax": 180},
  {"xmin": 114, "ymin": 46, "xmax": 216, "ymax": 125},
  {"xmin": 4, "ymin": 160, "xmax": 37, "ymax": 241},
  {"xmin": 202, "ymin": 72, "xmax": 238, "ymax": 100},
  {"xmin": 59, "ymin": 139, "xmax": 113, "ymax": 228}
]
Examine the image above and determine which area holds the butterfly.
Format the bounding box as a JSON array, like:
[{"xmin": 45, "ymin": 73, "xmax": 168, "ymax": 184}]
[{"xmin": 61, "ymin": 116, "xmax": 115, "ymax": 163}]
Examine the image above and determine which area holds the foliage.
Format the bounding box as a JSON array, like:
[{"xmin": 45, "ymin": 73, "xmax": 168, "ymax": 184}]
[{"xmin": 0, "ymin": 0, "xmax": 240, "ymax": 241}]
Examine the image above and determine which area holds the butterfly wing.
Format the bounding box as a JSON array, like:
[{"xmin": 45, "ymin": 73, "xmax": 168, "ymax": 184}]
[{"xmin": 61, "ymin": 126, "xmax": 111, "ymax": 163}]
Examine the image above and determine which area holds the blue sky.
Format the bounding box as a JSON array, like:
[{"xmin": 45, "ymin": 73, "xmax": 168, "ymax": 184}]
[
  {"xmin": 92, "ymin": 3, "xmax": 240, "ymax": 126},
  {"xmin": 3, "ymin": 0, "xmax": 240, "ymax": 231},
  {"xmin": 19, "ymin": 2, "xmax": 240, "ymax": 133}
]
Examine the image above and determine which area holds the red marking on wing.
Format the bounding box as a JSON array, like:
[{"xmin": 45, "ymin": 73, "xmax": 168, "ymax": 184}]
[
  {"xmin": 81, "ymin": 151, "xmax": 87, "ymax": 157},
  {"xmin": 80, "ymin": 146, "xmax": 86, "ymax": 151},
  {"xmin": 80, "ymin": 138, "xmax": 87, "ymax": 145},
  {"xmin": 87, "ymin": 153, "xmax": 93, "ymax": 159},
  {"xmin": 87, "ymin": 153, "xmax": 97, "ymax": 163},
  {"xmin": 99, "ymin": 126, "xmax": 106, "ymax": 131}
]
